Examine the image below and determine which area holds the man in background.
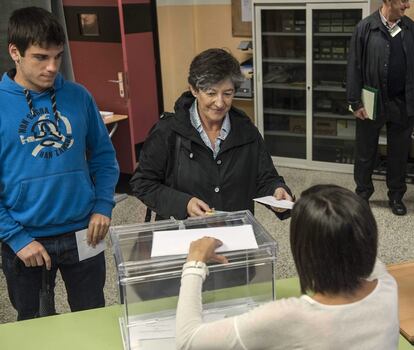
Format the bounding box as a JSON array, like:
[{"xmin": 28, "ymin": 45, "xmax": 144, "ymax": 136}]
[
  {"xmin": 0, "ymin": 7, "xmax": 119, "ymax": 320},
  {"xmin": 347, "ymin": 0, "xmax": 414, "ymax": 215}
]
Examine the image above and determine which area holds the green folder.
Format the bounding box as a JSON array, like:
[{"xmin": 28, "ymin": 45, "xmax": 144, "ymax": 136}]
[{"xmin": 362, "ymin": 85, "xmax": 378, "ymax": 120}]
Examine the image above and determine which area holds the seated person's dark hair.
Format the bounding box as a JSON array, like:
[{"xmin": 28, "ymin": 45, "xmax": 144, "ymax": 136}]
[
  {"xmin": 188, "ymin": 48, "xmax": 245, "ymax": 91},
  {"xmin": 290, "ymin": 184, "xmax": 377, "ymax": 295},
  {"xmin": 8, "ymin": 6, "xmax": 66, "ymax": 55}
]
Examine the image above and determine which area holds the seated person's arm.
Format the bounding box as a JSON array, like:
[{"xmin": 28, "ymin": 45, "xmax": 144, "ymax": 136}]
[
  {"xmin": 176, "ymin": 237, "xmax": 296, "ymax": 349},
  {"xmin": 176, "ymin": 238, "xmax": 240, "ymax": 350}
]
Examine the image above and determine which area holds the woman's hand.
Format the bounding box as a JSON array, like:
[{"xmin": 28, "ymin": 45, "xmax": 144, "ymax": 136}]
[
  {"xmin": 187, "ymin": 197, "xmax": 212, "ymax": 217},
  {"xmin": 187, "ymin": 237, "xmax": 228, "ymax": 264},
  {"xmin": 272, "ymin": 187, "xmax": 293, "ymax": 213}
]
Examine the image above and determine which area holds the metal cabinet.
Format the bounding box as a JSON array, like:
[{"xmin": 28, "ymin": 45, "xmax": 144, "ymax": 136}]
[{"xmin": 253, "ymin": 0, "xmax": 382, "ymax": 172}]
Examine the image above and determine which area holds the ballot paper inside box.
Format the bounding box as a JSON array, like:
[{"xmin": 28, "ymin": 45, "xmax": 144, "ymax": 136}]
[{"xmin": 110, "ymin": 210, "xmax": 277, "ymax": 350}]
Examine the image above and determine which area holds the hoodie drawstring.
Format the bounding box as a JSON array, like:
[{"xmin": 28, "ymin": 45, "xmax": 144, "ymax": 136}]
[
  {"xmin": 23, "ymin": 87, "xmax": 59, "ymax": 121},
  {"xmin": 23, "ymin": 88, "xmax": 34, "ymax": 116},
  {"xmin": 49, "ymin": 88, "xmax": 59, "ymax": 121}
]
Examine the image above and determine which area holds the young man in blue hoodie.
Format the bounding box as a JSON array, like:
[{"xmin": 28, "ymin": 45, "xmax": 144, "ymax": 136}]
[{"xmin": 0, "ymin": 7, "xmax": 119, "ymax": 320}]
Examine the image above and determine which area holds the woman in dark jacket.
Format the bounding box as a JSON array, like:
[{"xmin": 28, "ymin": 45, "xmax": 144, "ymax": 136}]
[{"xmin": 130, "ymin": 48, "xmax": 292, "ymax": 220}]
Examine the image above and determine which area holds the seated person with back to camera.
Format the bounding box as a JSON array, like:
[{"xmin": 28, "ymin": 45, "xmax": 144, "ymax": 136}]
[{"xmin": 176, "ymin": 185, "xmax": 399, "ymax": 350}]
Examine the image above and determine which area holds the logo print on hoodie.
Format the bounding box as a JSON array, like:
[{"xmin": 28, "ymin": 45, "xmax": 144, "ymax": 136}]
[{"xmin": 18, "ymin": 107, "xmax": 74, "ymax": 158}]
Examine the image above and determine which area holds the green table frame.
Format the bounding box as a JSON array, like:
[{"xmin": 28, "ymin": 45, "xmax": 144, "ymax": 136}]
[{"xmin": 0, "ymin": 277, "xmax": 411, "ymax": 350}]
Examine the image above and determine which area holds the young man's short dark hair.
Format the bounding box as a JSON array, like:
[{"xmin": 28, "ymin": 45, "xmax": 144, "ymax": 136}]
[
  {"xmin": 8, "ymin": 6, "xmax": 66, "ymax": 55},
  {"xmin": 290, "ymin": 184, "xmax": 378, "ymax": 295}
]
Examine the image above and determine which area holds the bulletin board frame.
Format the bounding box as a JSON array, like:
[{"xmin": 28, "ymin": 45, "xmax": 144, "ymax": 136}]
[{"xmin": 231, "ymin": 0, "xmax": 252, "ymax": 37}]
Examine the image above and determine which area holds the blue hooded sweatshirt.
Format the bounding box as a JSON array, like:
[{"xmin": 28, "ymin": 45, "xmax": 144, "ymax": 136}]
[{"xmin": 0, "ymin": 71, "xmax": 119, "ymax": 253}]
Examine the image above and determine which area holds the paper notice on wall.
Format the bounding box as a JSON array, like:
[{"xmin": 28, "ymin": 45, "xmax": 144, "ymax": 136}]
[{"xmin": 241, "ymin": 0, "xmax": 252, "ymax": 22}]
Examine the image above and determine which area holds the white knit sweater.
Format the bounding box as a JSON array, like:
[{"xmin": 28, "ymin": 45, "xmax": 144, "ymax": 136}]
[{"xmin": 176, "ymin": 260, "xmax": 399, "ymax": 350}]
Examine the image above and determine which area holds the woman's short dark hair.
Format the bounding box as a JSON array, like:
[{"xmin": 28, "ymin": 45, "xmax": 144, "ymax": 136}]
[
  {"xmin": 290, "ymin": 184, "xmax": 378, "ymax": 295},
  {"xmin": 8, "ymin": 7, "xmax": 66, "ymax": 56},
  {"xmin": 188, "ymin": 48, "xmax": 245, "ymax": 91}
]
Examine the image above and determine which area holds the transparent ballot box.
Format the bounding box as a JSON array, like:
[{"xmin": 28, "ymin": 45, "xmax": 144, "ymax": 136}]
[{"xmin": 110, "ymin": 210, "xmax": 277, "ymax": 350}]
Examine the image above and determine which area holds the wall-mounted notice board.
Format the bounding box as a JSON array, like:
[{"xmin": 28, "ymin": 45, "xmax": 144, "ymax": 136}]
[{"xmin": 232, "ymin": 0, "xmax": 252, "ymax": 37}]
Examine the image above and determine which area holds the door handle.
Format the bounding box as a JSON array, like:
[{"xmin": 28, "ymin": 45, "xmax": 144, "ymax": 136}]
[{"xmin": 107, "ymin": 72, "xmax": 125, "ymax": 98}]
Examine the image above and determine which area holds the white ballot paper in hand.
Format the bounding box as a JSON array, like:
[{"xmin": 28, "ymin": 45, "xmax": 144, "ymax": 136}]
[
  {"xmin": 254, "ymin": 196, "xmax": 294, "ymax": 210},
  {"xmin": 151, "ymin": 224, "xmax": 258, "ymax": 258},
  {"xmin": 75, "ymin": 228, "xmax": 106, "ymax": 261}
]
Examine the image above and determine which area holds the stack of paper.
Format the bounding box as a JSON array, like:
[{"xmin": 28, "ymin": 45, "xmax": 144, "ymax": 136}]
[
  {"xmin": 99, "ymin": 111, "xmax": 114, "ymax": 119},
  {"xmin": 151, "ymin": 225, "xmax": 258, "ymax": 258}
]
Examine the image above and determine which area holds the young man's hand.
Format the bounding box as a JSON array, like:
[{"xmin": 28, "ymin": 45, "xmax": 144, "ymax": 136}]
[
  {"xmin": 87, "ymin": 213, "xmax": 111, "ymax": 247},
  {"xmin": 16, "ymin": 241, "xmax": 51, "ymax": 270}
]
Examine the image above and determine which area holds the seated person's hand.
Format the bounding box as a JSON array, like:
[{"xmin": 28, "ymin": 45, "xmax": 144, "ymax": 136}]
[
  {"xmin": 187, "ymin": 197, "xmax": 211, "ymax": 217},
  {"xmin": 187, "ymin": 237, "xmax": 228, "ymax": 264},
  {"xmin": 272, "ymin": 187, "xmax": 294, "ymax": 213}
]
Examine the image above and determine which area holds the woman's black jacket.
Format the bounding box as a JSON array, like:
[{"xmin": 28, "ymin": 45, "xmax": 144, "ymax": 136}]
[{"xmin": 130, "ymin": 91, "xmax": 291, "ymax": 220}]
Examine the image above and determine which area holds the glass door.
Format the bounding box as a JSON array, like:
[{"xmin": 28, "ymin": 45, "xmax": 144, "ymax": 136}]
[
  {"xmin": 260, "ymin": 8, "xmax": 307, "ymax": 159},
  {"xmin": 311, "ymin": 8, "xmax": 362, "ymax": 164}
]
